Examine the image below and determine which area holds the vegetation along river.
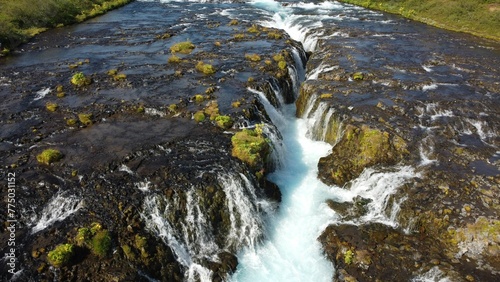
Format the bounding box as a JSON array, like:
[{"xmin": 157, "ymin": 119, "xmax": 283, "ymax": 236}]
[{"xmin": 0, "ymin": 0, "xmax": 499, "ymax": 281}]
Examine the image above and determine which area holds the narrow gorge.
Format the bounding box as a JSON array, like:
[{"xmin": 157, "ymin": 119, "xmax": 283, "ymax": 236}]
[{"xmin": 0, "ymin": 1, "xmax": 498, "ymax": 282}]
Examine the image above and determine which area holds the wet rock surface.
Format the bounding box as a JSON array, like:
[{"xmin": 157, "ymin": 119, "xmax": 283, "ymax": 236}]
[
  {"xmin": 0, "ymin": 0, "xmax": 499, "ymax": 281},
  {"xmin": 0, "ymin": 1, "xmax": 302, "ymax": 280},
  {"xmin": 295, "ymin": 3, "xmax": 500, "ymax": 281}
]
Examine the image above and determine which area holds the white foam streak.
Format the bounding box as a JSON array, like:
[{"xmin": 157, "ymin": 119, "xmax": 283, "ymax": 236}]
[
  {"xmin": 31, "ymin": 193, "xmax": 84, "ymax": 234},
  {"xmin": 34, "ymin": 87, "xmax": 51, "ymax": 101},
  {"xmin": 307, "ymin": 63, "xmax": 338, "ymax": 80}
]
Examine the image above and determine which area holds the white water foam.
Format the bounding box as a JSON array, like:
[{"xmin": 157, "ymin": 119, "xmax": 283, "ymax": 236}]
[
  {"xmin": 31, "ymin": 193, "xmax": 84, "ymax": 234},
  {"xmin": 34, "ymin": 87, "xmax": 51, "ymax": 101}
]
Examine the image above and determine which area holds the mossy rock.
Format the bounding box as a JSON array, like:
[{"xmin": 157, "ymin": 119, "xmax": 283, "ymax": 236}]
[
  {"xmin": 90, "ymin": 230, "xmax": 112, "ymax": 257},
  {"xmin": 47, "ymin": 244, "xmax": 75, "ymax": 267},
  {"xmin": 75, "ymin": 227, "xmax": 92, "ymax": 247},
  {"xmin": 45, "ymin": 102, "xmax": 58, "ymax": 112},
  {"xmin": 170, "ymin": 41, "xmax": 195, "ymax": 54},
  {"xmin": 231, "ymin": 127, "xmax": 270, "ymax": 170},
  {"xmin": 204, "ymin": 101, "xmax": 220, "ymax": 120},
  {"xmin": 245, "ymin": 53, "xmax": 261, "ymax": 62},
  {"xmin": 215, "ymin": 115, "xmax": 233, "ymax": 129},
  {"xmin": 193, "ymin": 111, "xmax": 206, "ymax": 122},
  {"xmin": 318, "ymin": 125, "xmax": 408, "ymax": 186},
  {"xmin": 78, "ymin": 113, "xmax": 93, "ymax": 125},
  {"xmin": 37, "ymin": 149, "xmax": 63, "ymax": 165},
  {"xmin": 71, "ymin": 72, "xmax": 91, "ymax": 87},
  {"xmin": 196, "ymin": 61, "xmax": 216, "ymax": 75},
  {"xmin": 352, "ymin": 72, "xmax": 364, "ymax": 80},
  {"xmin": 168, "ymin": 55, "xmax": 182, "ymax": 64}
]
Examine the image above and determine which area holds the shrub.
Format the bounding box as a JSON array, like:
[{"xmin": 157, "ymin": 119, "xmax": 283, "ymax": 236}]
[
  {"xmin": 170, "ymin": 41, "xmax": 195, "ymax": 54},
  {"xmin": 37, "ymin": 149, "xmax": 63, "ymax": 165},
  {"xmin": 215, "ymin": 115, "xmax": 234, "ymax": 129},
  {"xmin": 228, "ymin": 19, "xmax": 239, "ymax": 26},
  {"xmin": 71, "ymin": 72, "xmax": 91, "ymax": 87},
  {"xmin": 47, "ymin": 244, "xmax": 74, "ymax": 267},
  {"xmin": 320, "ymin": 93, "xmax": 333, "ymax": 99},
  {"xmin": 196, "ymin": 61, "xmax": 216, "ymax": 75},
  {"xmin": 245, "ymin": 53, "xmax": 261, "ymax": 62}
]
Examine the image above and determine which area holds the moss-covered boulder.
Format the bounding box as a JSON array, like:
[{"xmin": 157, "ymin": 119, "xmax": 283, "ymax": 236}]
[
  {"xmin": 318, "ymin": 125, "xmax": 408, "ymax": 187},
  {"xmin": 36, "ymin": 149, "xmax": 63, "ymax": 165},
  {"xmin": 231, "ymin": 127, "xmax": 270, "ymax": 171},
  {"xmin": 47, "ymin": 244, "xmax": 75, "ymax": 268}
]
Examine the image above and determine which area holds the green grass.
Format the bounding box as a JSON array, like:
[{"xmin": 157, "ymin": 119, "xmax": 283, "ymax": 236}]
[
  {"xmin": 0, "ymin": 0, "xmax": 134, "ymax": 51},
  {"xmin": 337, "ymin": 0, "xmax": 500, "ymax": 41}
]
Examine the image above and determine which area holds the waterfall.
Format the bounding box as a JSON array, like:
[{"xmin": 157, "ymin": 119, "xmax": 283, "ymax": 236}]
[{"xmin": 141, "ymin": 172, "xmax": 267, "ymax": 282}]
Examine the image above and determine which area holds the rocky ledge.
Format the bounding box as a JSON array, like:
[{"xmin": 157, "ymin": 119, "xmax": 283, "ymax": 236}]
[
  {"xmin": 296, "ymin": 16, "xmax": 500, "ymax": 281},
  {"xmin": 0, "ymin": 2, "xmax": 304, "ymax": 281}
]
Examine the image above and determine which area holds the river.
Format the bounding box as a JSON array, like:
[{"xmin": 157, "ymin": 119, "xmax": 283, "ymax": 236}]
[{"xmin": 1, "ymin": 0, "xmax": 499, "ymax": 281}]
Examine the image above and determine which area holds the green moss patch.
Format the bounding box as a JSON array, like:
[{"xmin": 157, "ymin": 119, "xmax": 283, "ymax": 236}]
[
  {"xmin": 196, "ymin": 61, "xmax": 216, "ymax": 75},
  {"xmin": 45, "ymin": 102, "xmax": 58, "ymax": 112},
  {"xmin": 245, "ymin": 53, "xmax": 261, "ymax": 62},
  {"xmin": 47, "ymin": 244, "xmax": 74, "ymax": 267},
  {"xmin": 231, "ymin": 126, "xmax": 270, "ymax": 170},
  {"xmin": 90, "ymin": 230, "xmax": 112, "ymax": 257},
  {"xmin": 37, "ymin": 149, "xmax": 63, "ymax": 165},
  {"xmin": 71, "ymin": 72, "xmax": 91, "ymax": 87},
  {"xmin": 78, "ymin": 113, "xmax": 93, "ymax": 125},
  {"xmin": 170, "ymin": 41, "xmax": 195, "ymax": 54},
  {"xmin": 193, "ymin": 111, "xmax": 206, "ymax": 122},
  {"xmin": 215, "ymin": 115, "xmax": 234, "ymax": 129}
]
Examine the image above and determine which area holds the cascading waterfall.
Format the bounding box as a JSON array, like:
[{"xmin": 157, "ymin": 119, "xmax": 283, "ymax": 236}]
[
  {"xmin": 232, "ymin": 1, "xmax": 422, "ymax": 281},
  {"xmin": 141, "ymin": 172, "xmax": 267, "ymax": 282}
]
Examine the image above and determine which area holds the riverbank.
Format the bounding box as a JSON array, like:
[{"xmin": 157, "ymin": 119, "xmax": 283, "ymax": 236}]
[
  {"xmin": 0, "ymin": 0, "xmax": 134, "ymax": 55},
  {"xmin": 336, "ymin": 0, "xmax": 500, "ymax": 41}
]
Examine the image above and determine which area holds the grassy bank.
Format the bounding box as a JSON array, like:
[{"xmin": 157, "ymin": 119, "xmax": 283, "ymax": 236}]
[
  {"xmin": 0, "ymin": 0, "xmax": 134, "ymax": 54},
  {"xmin": 337, "ymin": 0, "xmax": 500, "ymax": 41}
]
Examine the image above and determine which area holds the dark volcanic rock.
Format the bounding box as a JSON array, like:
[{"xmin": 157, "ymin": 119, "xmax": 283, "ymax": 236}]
[{"xmin": 0, "ymin": 1, "xmax": 304, "ymax": 281}]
